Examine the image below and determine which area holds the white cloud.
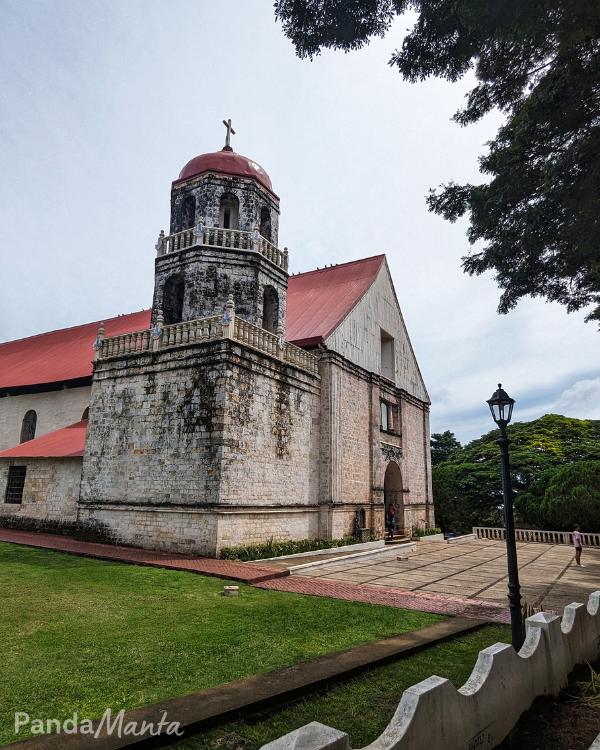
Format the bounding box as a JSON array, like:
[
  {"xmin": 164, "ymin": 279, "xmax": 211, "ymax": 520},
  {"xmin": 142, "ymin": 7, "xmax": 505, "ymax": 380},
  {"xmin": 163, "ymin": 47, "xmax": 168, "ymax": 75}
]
[{"xmin": 551, "ymin": 378, "xmax": 600, "ymax": 420}]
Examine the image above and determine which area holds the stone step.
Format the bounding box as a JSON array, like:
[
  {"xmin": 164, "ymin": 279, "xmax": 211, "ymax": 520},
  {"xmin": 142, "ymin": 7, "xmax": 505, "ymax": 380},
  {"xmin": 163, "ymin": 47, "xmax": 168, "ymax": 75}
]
[{"xmin": 385, "ymin": 536, "xmax": 412, "ymax": 546}]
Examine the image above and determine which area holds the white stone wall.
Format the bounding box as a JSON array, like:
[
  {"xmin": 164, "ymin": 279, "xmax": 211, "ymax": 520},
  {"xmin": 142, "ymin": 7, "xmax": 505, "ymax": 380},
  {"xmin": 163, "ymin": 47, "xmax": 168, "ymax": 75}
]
[
  {"xmin": 325, "ymin": 262, "xmax": 429, "ymax": 403},
  {"xmin": 217, "ymin": 508, "xmax": 320, "ymax": 550},
  {"xmin": 0, "ymin": 458, "xmax": 81, "ymax": 521},
  {"xmin": 79, "ymin": 505, "xmax": 220, "ymax": 556},
  {"xmin": 0, "ymin": 386, "xmax": 91, "ymax": 451}
]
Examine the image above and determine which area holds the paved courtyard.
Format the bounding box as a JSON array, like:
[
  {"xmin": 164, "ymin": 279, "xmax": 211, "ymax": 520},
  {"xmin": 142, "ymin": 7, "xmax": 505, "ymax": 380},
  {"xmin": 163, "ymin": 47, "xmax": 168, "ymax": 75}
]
[{"xmin": 294, "ymin": 539, "xmax": 600, "ymax": 612}]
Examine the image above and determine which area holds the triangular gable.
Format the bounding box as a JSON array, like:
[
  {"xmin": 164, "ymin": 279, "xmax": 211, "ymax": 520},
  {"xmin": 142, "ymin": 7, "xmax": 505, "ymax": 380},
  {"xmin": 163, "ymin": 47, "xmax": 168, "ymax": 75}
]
[{"xmin": 324, "ymin": 259, "xmax": 429, "ymax": 403}]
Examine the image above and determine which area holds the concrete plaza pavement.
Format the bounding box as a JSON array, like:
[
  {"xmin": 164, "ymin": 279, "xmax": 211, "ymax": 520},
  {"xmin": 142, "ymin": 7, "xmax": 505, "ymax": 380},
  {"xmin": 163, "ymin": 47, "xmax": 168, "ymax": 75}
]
[{"xmin": 293, "ymin": 538, "xmax": 600, "ymax": 612}]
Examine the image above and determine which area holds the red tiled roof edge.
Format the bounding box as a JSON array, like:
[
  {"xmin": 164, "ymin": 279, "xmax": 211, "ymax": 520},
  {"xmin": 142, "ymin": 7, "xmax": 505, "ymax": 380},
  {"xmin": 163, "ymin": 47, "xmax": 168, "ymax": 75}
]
[{"xmin": 0, "ymin": 420, "xmax": 88, "ymax": 459}]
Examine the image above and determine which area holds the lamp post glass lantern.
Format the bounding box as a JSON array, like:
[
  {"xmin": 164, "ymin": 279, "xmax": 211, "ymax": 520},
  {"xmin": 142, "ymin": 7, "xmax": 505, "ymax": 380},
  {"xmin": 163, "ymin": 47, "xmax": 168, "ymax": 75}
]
[{"xmin": 486, "ymin": 383, "xmax": 524, "ymax": 651}]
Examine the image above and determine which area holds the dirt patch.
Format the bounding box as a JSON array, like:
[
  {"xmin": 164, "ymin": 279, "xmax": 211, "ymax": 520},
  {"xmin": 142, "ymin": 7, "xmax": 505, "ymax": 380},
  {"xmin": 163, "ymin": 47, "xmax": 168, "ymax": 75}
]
[{"xmin": 497, "ymin": 663, "xmax": 600, "ymax": 749}]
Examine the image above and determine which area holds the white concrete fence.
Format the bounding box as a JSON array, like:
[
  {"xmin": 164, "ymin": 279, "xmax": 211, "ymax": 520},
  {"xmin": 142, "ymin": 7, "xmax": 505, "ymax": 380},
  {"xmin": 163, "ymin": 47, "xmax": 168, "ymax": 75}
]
[
  {"xmin": 261, "ymin": 592, "xmax": 600, "ymax": 750},
  {"xmin": 474, "ymin": 526, "xmax": 600, "ymax": 547}
]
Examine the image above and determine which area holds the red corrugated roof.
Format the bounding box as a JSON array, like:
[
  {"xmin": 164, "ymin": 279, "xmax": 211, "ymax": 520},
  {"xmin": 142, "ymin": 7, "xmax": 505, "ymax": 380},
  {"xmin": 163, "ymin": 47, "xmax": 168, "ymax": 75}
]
[
  {"xmin": 0, "ymin": 420, "xmax": 87, "ymax": 458},
  {"xmin": 0, "ymin": 310, "xmax": 151, "ymax": 391},
  {"xmin": 286, "ymin": 255, "xmax": 385, "ymax": 346},
  {"xmin": 0, "ymin": 256, "xmax": 384, "ymax": 390}
]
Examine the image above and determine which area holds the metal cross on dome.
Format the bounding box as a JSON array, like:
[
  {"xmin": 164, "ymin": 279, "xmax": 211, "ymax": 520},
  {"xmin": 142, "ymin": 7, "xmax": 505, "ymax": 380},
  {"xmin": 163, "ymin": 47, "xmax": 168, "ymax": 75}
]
[{"xmin": 222, "ymin": 118, "xmax": 236, "ymax": 151}]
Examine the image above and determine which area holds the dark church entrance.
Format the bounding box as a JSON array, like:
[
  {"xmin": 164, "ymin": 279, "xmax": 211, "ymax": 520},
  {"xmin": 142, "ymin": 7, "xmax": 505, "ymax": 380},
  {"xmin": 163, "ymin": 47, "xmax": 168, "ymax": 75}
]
[{"xmin": 384, "ymin": 461, "xmax": 404, "ymax": 536}]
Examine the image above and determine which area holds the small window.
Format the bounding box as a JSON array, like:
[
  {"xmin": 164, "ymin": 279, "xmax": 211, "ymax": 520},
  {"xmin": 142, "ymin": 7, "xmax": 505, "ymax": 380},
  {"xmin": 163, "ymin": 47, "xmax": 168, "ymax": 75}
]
[
  {"xmin": 5, "ymin": 466, "xmax": 27, "ymax": 504},
  {"xmin": 20, "ymin": 410, "xmax": 37, "ymax": 443},
  {"xmin": 380, "ymin": 402, "xmax": 389, "ymax": 432},
  {"xmin": 380, "ymin": 330, "xmax": 395, "ymax": 382},
  {"xmin": 82, "ymin": 407, "xmax": 90, "ymax": 421}
]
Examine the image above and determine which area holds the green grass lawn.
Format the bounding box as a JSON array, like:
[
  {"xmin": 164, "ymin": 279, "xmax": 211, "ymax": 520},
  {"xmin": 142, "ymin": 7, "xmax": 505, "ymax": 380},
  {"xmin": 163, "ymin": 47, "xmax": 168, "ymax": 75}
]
[
  {"xmin": 172, "ymin": 624, "xmax": 511, "ymax": 750},
  {"xmin": 0, "ymin": 542, "xmax": 442, "ymax": 745}
]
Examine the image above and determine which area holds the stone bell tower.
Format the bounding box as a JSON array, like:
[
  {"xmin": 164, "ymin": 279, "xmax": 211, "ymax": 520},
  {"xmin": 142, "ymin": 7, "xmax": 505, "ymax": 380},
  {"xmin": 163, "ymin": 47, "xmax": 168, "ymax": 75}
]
[{"xmin": 152, "ymin": 120, "xmax": 288, "ymax": 334}]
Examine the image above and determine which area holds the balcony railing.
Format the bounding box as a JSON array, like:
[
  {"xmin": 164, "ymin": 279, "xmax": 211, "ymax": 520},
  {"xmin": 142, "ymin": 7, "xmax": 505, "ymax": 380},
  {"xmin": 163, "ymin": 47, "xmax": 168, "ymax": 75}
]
[
  {"xmin": 156, "ymin": 226, "xmax": 288, "ymax": 271},
  {"xmin": 95, "ymin": 307, "xmax": 318, "ymax": 376},
  {"xmin": 473, "ymin": 526, "xmax": 600, "ymax": 547}
]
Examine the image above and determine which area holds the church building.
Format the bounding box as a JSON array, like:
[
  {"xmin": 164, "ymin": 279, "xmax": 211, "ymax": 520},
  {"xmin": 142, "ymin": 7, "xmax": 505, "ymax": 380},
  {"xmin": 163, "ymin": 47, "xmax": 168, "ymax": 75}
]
[{"xmin": 0, "ymin": 127, "xmax": 434, "ymax": 556}]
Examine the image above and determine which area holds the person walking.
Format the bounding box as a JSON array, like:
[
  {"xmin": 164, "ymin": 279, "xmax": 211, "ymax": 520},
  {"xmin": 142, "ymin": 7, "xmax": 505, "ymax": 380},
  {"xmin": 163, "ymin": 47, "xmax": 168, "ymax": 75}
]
[
  {"xmin": 386, "ymin": 503, "xmax": 396, "ymax": 541},
  {"xmin": 573, "ymin": 524, "xmax": 584, "ymax": 567}
]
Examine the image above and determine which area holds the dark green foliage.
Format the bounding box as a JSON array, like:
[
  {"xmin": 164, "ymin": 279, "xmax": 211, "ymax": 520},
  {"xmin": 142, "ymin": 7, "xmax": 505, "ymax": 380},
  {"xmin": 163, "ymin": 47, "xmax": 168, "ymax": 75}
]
[
  {"xmin": 431, "ymin": 430, "xmax": 461, "ymax": 465},
  {"xmin": 432, "ymin": 414, "xmax": 600, "ymax": 533},
  {"xmin": 516, "ymin": 460, "xmax": 600, "ymax": 531},
  {"xmin": 274, "ymin": 1, "xmax": 600, "ymax": 321},
  {"xmin": 413, "ymin": 526, "xmax": 442, "ymax": 537},
  {"xmin": 0, "ymin": 515, "xmax": 115, "ymax": 544},
  {"xmin": 220, "ymin": 536, "xmax": 363, "ymax": 561}
]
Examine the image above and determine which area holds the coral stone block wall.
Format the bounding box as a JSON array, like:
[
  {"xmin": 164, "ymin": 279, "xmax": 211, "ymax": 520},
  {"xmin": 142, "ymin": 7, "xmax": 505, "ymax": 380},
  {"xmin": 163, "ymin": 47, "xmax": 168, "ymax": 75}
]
[
  {"xmin": 318, "ymin": 352, "xmax": 432, "ymax": 540},
  {"xmin": 0, "ymin": 458, "xmax": 81, "ymax": 522},
  {"xmin": 79, "ymin": 339, "xmax": 320, "ymax": 556},
  {"xmin": 153, "ymin": 246, "xmax": 288, "ymax": 331}
]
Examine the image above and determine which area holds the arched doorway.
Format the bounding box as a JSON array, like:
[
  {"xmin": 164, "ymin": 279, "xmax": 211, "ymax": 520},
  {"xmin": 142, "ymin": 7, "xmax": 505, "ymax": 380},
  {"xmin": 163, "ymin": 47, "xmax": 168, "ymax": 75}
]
[
  {"xmin": 163, "ymin": 274, "xmax": 185, "ymax": 325},
  {"xmin": 259, "ymin": 206, "xmax": 271, "ymax": 241},
  {"xmin": 219, "ymin": 192, "xmax": 239, "ymax": 229},
  {"xmin": 262, "ymin": 286, "xmax": 279, "ymax": 333},
  {"xmin": 383, "ymin": 461, "xmax": 403, "ymax": 534}
]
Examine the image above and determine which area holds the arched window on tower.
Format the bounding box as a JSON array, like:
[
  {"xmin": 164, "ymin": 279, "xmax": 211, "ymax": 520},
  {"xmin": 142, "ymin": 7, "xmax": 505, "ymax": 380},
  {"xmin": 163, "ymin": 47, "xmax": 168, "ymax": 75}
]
[
  {"xmin": 181, "ymin": 195, "xmax": 196, "ymax": 230},
  {"xmin": 219, "ymin": 193, "xmax": 239, "ymax": 230},
  {"xmin": 262, "ymin": 286, "xmax": 279, "ymax": 333},
  {"xmin": 259, "ymin": 206, "xmax": 271, "ymax": 241},
  {"xmin": 20, "ymin": 410, "xmax": 37, "ymax": 443},
  {"xmin": 163, "ymin": 274, "xmax": 185, "ymax": 325}
]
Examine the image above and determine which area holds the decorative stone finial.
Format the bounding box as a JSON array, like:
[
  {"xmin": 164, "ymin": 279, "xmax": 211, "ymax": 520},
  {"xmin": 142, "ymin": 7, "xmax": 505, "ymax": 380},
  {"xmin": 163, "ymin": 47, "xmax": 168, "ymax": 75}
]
[
  {"xmin": 276, "ymin": 325, "xmax": 285, "ymax": 359},
  {"xmin": 93, "ymin": 323, "xmax": 105, "ymax": 360},
  {"xmin": 222, "ymin": 295, "xmax": 235, "ymax": 336},
  {"xmin": 151, "ymin": 310, "xmax": 164, "ymax": 351},
  {"xmin": 155, "ymin": 229, "xmax": 165, "ymax": 257}
]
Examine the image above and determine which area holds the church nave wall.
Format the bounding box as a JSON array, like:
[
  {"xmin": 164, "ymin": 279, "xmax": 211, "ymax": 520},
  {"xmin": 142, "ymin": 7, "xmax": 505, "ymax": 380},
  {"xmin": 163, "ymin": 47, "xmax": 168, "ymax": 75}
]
[
  {"xmin": 0, "ymin": 386, "xmax": 91, "ymax": 451},
  {"xmin": 0, "ymin": 457, "xmax": 81, "ymax": 523}
]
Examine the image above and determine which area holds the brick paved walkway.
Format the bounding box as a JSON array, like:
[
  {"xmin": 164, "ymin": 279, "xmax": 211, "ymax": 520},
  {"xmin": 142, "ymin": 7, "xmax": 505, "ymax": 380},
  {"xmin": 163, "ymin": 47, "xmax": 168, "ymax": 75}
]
[
  {"xmin": 0, "ymin": 528, "xmax": 513, "ymax": 622},
  {"xmin": 292, "ymin": 539, "xmax": 600, "ymax": 614},
  {"xmin": 0, "ymin": 529, "xmax": 287, "ymax": 584},
  {"xmin": 256, "ymin": 575, "xmax": 511, "ymax": 623}
]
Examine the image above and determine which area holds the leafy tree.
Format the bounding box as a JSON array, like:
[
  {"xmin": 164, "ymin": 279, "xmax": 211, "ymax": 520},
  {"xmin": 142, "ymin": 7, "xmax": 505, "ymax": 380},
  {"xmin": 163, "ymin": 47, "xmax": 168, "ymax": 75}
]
[
  {"xmin": 431, "ymin": 430, "xmax": 461, "ymax": 465},
  {"xmin": 275, "ymin": 1, "xmax": 600, "ymax": 322},
  {"xmin": 516, "ymin": 461, "xmax": 600, "ymax": 531},
  {"xmin": 431, "ymin": 414, "xmax": 600, "ymax": 533}
]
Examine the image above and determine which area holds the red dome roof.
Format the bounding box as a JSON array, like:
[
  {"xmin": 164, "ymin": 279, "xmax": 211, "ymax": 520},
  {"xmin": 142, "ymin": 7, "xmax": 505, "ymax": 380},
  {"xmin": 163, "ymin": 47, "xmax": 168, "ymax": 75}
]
[{"xmin": 177, "ymin": 150, "xmax": 274, "ymax": 193}]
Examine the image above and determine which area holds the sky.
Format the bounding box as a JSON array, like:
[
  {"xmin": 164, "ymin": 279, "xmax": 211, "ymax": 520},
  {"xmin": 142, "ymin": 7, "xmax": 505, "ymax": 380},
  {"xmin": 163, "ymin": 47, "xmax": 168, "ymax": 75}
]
[{"xmin": 1, "ymin": 0, "xmax": 598, "ymax": 444}]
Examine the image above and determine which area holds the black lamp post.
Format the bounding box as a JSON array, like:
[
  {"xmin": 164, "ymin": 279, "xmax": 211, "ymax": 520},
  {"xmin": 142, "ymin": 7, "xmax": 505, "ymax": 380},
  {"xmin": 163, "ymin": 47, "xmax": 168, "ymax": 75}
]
[{"xmin": 486, "ymin": 383, "xmax": 524, "ymax": 651}]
